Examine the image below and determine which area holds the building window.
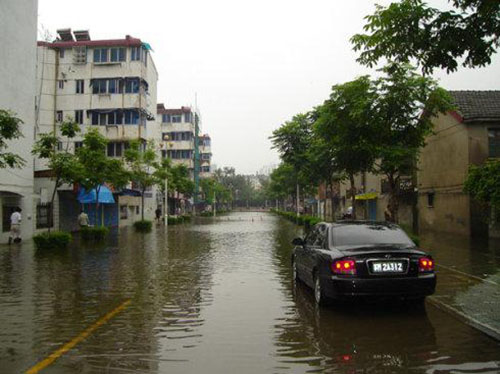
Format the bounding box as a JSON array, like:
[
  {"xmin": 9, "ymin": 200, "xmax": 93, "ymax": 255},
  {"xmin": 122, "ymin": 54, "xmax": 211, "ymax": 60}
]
[
  {"xmin": 124, "ymin": 110, "xmax": 139, "ymax": 125},
  {"xmin": 131, "ymin": 46, "xmax": 141, "ymax": 61},
  {"xmin": 120, "ymin": 205, "xmax": 128, "ymax": 219},
  {"xmin": 59, "ymin": 49, "xmax": 65, "ymax": 59},
  {"xmin": 162, "ymin": 114, "xmax": 171, "ymax": 123},
  {"xmin": 108, "ymin": 79, "xmax": 123, "ymax": 94},
  {"xmin": 427, "ymin": 192, "xmax": 435, "ymax": 208},
  {"xmin": 142, "ymin": 50, "xmax": 148, "ymax": 66},
  {"xmin": 56, "ymin": 111, "xmax": 63, "ymax": 122},
  {"xmin": 58, "ymin": 80, "xmax": 64, "ymax": 89},
  {"xmin": 202, "ymin": 153, "xmax": 211, "ymax": 160},
  {"xmin": 488, "ymin": 129, "xmax": 500, "ymax": 158},
  {"xmin": 74, "ymin": 141, "xmax": 83, "ymax": 152},
  {"xmin": 110, "ymin": 47, "xmax": 125, "ymax": 62},
  {"xmin": 107, "ymin": 142, "xmax": 128, "ymax": 157},
  {"xmin": 171, "ymin": 115, "xmax": 182, "ymax": 123},
  {"xmin": 93, "ymin": 48, "xmax": 108, "ymax": 63},
  {"xmin": 75, "ymin": 110, "xmax": 84, "ymax": 124},
  {"xmin": 92, "ymin": 79, "xmax": 107, "ymax": 94},
  {"xmin": 201, "ymin": 166, "xmax": 211, "ymax": 173},
  {"xmin": 36, "ymin": 203, "xmax": 54, "ymax": 229},
  {"xmin": 73, "ymin": 46, "xmax": 87, "ymax": 64},
  {"xmin": 125, "ymin": 78, "xmax": 139, "ymax": 93},
  {"xmin": 185, "ymin": 112, "xmax": 192, "ymax": 123},
  {"xmin": 76, "ymin": 80, "xmax": 84, "ymax": 94},
  {"xmin": 57, "ymin": 141, "xmax": 63, "ymax": 151},
  {"xmin": 108, "ymin": 111, "xmax": 123, "ymax": 125}
]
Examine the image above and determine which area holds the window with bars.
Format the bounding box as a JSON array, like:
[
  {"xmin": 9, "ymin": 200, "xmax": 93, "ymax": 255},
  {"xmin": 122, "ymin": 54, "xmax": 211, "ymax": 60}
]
[
  {"xmin": 36, "ymin": 203, "xmax": 53, "ymax": 229},
  {"xmin": 75, "ymin": 110, "xmax": 84, "ymax": 124},
  {"xmin": 73, "ymin": 46, "xmax": 87, "ymax": 64},
  {"xmin": 76, "ymin": 80, "xmax": 84, "ymax": 94},
  {"xmin": 488, "ymin": 129, "xmax": 500, "ymax": 158}
]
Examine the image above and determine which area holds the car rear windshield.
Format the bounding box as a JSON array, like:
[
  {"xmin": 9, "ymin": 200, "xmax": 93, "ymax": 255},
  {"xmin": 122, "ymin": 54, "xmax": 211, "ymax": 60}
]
[{"xmin": 330, "ymin": 224, "xmax": 414, "ymax": 247}]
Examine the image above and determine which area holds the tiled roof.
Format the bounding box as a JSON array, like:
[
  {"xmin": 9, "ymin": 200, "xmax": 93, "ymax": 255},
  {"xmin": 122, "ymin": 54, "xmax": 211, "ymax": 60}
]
[{"xmin": 450, "ymin": 90, "xmax": 500, "ymax": 122}]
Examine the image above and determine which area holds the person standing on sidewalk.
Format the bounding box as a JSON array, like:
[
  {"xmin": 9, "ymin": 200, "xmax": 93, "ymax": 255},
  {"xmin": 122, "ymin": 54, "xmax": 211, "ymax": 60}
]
[
  {"xmin": 8, "ymin": 207, "xmax": 22, "ymax": 244},
  {"xmin": 78, "ymin": 209, "xmax": 89, "ymax": 229}
]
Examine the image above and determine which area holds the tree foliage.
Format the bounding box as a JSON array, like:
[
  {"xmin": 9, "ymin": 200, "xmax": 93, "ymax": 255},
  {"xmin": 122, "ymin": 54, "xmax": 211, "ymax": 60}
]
[
  {"xmin": 464, "ymin": 160, "xmax": 500, "ymax": 211},
  {"xmin": 32, "ymin": 118, "xmax": 82, "ymax": 231},
  {"xmin": 76, "ymin": 128, "xmax": 128, "ymax": 225},
  {"xmin": 0, "ymin": 109, "xmax": 25, "ymax": 168},
  {"xmin": 351, "ymin": 0, "xmax": 500, "ymax": 74}
]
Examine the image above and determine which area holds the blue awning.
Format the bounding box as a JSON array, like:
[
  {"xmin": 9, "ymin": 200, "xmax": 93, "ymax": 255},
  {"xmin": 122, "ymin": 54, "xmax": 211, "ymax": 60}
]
[{"xmin": 78, "ymin": 185, "xmax": 115, "ymax": 204}]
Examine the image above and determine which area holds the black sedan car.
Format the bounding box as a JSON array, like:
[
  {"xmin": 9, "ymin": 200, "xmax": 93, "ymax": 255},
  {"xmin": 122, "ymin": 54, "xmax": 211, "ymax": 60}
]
[{"xmin": 292, "ymin": 221, "xmax": 436, "ymax": 305}]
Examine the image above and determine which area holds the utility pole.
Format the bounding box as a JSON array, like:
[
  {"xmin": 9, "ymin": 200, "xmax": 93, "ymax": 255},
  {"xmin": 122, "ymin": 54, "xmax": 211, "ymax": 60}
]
[{"xmin": 193, "ymin": 111, "xmax": 200, "ymax": 214}]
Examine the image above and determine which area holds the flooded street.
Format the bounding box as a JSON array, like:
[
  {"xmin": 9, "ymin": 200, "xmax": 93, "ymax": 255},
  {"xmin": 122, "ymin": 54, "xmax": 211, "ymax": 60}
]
[{"xmin": 1, "ymin": 212, "xmax": 500, "ymax": 373}]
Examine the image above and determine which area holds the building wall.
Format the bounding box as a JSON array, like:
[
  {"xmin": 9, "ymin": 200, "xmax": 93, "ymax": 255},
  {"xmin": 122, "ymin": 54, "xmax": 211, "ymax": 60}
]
[
  {"xmin": 418, "ymin": 113, "xmax": 471, "ymax": 235},
  {"xmin": 35, "ymin": 37, "xmax": 159, "ymax": 227},
  {"xmin": 0, "ymin": 0, "xmax": 38, "ymax": 241}
]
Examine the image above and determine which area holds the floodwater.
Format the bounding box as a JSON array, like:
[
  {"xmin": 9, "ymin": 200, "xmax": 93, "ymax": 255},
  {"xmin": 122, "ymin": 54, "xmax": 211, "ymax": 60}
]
[{"xmin": 1, "ymin": 212, "xmax": 499, "ymax": 373}]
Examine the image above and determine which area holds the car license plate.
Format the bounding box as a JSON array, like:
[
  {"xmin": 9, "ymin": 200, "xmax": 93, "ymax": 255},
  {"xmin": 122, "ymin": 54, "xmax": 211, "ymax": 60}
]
[{"xmin": 371, "ymin": 261, "xmax": 404, "ymax": 273}]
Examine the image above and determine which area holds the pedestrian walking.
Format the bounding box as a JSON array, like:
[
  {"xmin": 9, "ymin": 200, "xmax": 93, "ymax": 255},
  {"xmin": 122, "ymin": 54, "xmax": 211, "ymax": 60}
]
[
  {"xmin": 155, "ymin": 207, "xmax": 162, "ymax": 222},
  {"xmin": 8, "ymin": 207, "xmax": 22, "ymax": 244},
  {"xmin": 78, "ymin": 209, "xmax": 89, "ymax": 229},
  {"xmin": 384, "ymin": 205, "xmax": 393, "ymax": 222}
]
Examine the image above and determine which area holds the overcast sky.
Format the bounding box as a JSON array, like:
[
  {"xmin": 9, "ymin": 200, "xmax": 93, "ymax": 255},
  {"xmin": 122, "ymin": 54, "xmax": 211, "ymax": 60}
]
[{"xmin": 38, "ymin": 0, "xmax": 500, "ymax": 174}]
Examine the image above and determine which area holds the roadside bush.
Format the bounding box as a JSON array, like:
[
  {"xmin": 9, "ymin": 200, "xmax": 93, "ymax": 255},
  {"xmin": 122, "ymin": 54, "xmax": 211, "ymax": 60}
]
[
  {"xmin": 33, "ymin": 231, "xmax": 72, "ymax": 250},
  {"xmin": 271, "ymin": 210, "xmax": 323, "ymax": 228},
  {"xmin": 182, "ymin": 215, "xmax": 191, "ymax": 222},
  {"xmin": 81, "ymin": 226, "xmax": 109, "ymax": 241},
  {"xmin": 133, "ymin": 220, "xmax": 152, "ymax": 232}
]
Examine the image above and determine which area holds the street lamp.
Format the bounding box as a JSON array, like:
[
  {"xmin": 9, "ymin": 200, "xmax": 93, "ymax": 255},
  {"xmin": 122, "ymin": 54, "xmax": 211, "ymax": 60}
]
[{"xmin": 163, "ymin": 135, "xmax": 169, "ymax": 226}]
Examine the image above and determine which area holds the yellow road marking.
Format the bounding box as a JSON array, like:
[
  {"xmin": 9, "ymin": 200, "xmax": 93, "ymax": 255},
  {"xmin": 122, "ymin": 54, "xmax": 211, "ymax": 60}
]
[{"xmin": 26, "ymin": 299, "xmax": 131, "ymax": 374}]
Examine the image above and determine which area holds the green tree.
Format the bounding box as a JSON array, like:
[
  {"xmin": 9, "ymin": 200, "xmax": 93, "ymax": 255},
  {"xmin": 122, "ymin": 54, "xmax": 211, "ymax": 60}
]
[
  {"xmin": 371, "ymin": 63, "xmax": 453, "ymax": 222},
  {"xmin": 76, "ymin": 128, "xmax": 128, "ymax": 225},
  {"xmin": 0, "ymin": 110, "xmax": 25, "ymax": 168},
  {"xmin": 351, "ymin": 0, "xmax": 500, "ymax": 74},
  {"xmin": 124, "ymin": 140, "xmax": 160, "ymax": 221},
  {"xmin": 267, "ymin": 163, "xmax": 297, "ymax": 208},
  {"xmin": 32, "ymin": 118, "xmax": 81, "ymax": 230},
  {"xmin": 169, "ymin": 164, "xmax": 195, "ymax": 212},
  {"xmin": 464, "ymin": 160, "xmax": 500, "ymax": 216},
  {"xmin": 315, "ymin": 76, "xmax": 379, "ymax": 219},
  {"xmin": 270, "ymin": 113, "xmax": 317, "ymax": 213}
]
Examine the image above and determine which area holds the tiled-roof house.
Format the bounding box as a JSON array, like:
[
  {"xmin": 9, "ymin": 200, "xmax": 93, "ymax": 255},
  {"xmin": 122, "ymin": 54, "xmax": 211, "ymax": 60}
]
[{"xmin": 418, "ymin": 90, "xmax": 500, "ymax": 237}]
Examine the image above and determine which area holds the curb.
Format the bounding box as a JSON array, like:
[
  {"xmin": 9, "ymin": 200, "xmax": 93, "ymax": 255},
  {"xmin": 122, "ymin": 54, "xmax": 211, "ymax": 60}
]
[{"xmin": 428, "ymin": 296, "xmax": 500, "ymax": 342}]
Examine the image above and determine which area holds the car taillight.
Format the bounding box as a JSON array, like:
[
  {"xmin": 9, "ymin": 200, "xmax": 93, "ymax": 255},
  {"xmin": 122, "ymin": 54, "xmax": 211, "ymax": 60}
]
[
  {"xmin": 332, "ymin": 259, "xmax": 356, "ymax": 275},
  {"xmin": 419, "ymin": 257, "xmax": 435, "ymax": 273}
]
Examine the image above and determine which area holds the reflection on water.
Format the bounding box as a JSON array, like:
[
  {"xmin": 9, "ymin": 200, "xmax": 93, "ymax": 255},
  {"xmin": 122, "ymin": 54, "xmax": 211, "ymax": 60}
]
[{"xmin": 0, "ymin": 213, "xmax": 498, "ymax": 373}]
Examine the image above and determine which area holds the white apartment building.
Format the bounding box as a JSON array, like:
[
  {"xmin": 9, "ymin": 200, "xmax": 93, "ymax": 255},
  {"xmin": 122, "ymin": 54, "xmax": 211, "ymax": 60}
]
[
  {"xmin": 0, "ymin": 0, "xmax": 38, "ymax": 242},
  {"xmin": 35, "ymin": 29, "xmax": 159, "ymax": 231},
  {"xmin": 199, "ymin": 134, "xmax": 213, "ymax": 178}
]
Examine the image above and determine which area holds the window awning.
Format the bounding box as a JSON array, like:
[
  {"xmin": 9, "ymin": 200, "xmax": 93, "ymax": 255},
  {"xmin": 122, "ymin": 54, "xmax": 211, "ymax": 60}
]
[{"xmin": 355, "ymin": 192, "xmax": 378, "ymax": 200}]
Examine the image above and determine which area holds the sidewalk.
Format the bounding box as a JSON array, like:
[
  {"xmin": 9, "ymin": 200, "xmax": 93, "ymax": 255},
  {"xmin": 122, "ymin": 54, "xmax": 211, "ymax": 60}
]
[{"xmin": 421, "ymin": 231, "xmax": 500, "ymax": 340}]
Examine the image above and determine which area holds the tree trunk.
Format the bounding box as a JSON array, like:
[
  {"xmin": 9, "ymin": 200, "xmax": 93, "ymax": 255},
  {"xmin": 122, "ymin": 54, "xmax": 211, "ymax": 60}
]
[
  {"xmin": 350, "ymin": 173, "xmax": 356, "ymax": 220},
  {"xmin": 48, "ymin": 176, "xmax": 60, "ymax": 233},
  {"xmin": 329, "ymin": 180, "xmax": 335, "ymax": 222},
  {"xmin": 141, "ymin": 187, "xmax": 145, "ymax": 221},
  {"xmin": 387, "ymin": 174, "xmax": 399, "ymax": 223}
]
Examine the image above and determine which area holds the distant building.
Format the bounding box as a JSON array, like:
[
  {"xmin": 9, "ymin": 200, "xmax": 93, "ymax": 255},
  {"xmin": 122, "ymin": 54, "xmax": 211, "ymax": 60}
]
[
  {"xmin": 35, "ymin": 28, "xmax": 159, "ymax": 230},
  {"xmin": 199, "ymin": 134, "xmax": 213, "ymax": 178},
  {"xmin": 0, "ymin": 0, "xmax": 38, "ymax": 241},
  {"xmin": 157, "ymin": 105, "xmax": 198, "ymax": 172},
  {"xmin": 418, "ymin": 90, "xmax": 500, "ymax": 237}
]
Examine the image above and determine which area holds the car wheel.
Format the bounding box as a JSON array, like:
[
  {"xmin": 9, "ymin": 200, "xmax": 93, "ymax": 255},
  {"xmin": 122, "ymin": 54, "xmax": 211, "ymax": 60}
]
[{"xmin": 314, "ymin": 274, "xmax": 328, "ymax": 306}]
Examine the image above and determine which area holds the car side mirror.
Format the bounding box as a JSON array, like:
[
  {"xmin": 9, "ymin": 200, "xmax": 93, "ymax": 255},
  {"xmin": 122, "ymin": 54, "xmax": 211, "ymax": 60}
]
[{"xmin": 292, "ymin": 237, "xmax": 304, "ymax": 246}]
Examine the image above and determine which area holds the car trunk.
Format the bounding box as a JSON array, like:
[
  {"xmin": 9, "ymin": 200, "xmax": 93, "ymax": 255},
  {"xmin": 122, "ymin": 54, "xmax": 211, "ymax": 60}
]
[{"xmin": 338, "ymin": 245, "xmax": 425, "ymax": 279}]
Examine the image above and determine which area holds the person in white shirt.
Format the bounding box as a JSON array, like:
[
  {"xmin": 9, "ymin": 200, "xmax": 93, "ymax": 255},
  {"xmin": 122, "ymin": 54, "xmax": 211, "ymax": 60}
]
[{"xmin": 8, "ymin": 207, "xmax": 22, "ymax": 244}]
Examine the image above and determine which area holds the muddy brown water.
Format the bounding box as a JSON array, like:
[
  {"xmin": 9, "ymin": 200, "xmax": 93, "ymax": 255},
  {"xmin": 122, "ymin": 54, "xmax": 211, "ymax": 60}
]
[{"xmin": 0, "ymin": 212, "xmax": 499, "ymax": 373}]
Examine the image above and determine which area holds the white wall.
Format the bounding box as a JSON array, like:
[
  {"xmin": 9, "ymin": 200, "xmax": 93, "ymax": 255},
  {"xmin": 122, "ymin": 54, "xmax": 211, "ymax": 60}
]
[{"xmin": 0, "ymin": 0, "xmax": 38, "ymax": 241}]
